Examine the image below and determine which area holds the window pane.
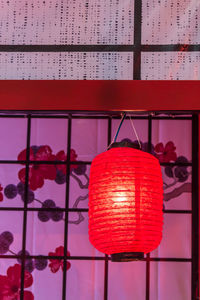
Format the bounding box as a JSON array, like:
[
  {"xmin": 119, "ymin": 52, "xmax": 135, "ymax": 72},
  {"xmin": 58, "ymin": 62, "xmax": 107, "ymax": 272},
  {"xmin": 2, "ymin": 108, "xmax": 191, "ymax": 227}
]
[{"xmin": 150, "ymin": 262, "xmax": 191, "ymax": 300}]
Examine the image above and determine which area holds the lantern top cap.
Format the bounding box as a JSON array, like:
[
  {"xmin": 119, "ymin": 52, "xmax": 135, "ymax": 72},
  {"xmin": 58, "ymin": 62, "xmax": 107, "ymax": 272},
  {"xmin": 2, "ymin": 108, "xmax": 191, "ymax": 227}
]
[
  {"xmin": 108, "ymin": 140, "xmax": 140, "ymax": 150},
  {"xmin": 92, "ymin": 145, "xmax": 160, "ymax": 166}
]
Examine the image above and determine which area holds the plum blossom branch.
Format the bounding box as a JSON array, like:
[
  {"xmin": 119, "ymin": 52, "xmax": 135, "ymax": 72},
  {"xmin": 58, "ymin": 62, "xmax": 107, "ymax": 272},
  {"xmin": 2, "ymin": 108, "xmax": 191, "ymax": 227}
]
[
  {"xmin": 72, "ymin": 194, "xmax": 88, "ymax": 208},
  {"xmin": 71, "ymin": 173, "xmax": 89, "ymax": 189},
  {"xmin": 65, "ymin": 194, "xmax": 88, "ymax": 225},
  {"xmin": 163, "ymin": 171, "xmax": 192, "ymax": 191},
  {"xmin": 163, "ymin": 178, "xmax": 179, "ymax": 190},
  {"xmin": 164, "ymin": 182, "xmax": 192, "ymax": 202},
  {"xmin": 68, "ymin": 212, "xmax": 85, "ymax": 225}
]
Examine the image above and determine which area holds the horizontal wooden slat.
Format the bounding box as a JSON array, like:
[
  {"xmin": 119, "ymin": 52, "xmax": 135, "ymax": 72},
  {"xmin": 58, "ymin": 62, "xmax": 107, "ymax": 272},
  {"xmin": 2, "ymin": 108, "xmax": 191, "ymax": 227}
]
[{"xmin": 0, "ymin": 80, "xmax": 200, "ymax": 111}]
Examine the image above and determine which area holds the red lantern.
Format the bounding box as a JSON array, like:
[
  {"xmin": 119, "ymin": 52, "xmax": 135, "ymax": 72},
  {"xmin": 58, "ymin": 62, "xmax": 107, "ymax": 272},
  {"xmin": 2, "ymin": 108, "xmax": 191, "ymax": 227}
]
[{"xmin": 88, "ymin": 144, "xmax": 163, "ymax": 261}]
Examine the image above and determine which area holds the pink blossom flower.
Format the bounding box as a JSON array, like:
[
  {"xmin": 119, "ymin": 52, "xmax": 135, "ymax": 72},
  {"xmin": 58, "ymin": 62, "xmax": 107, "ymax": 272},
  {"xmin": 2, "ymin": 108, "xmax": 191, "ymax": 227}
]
[
  {"xmin": 48, "ymin": 246, "xmax": 71, "ymax": 273},
  {"xmin": 155, "ymin": 141, "xmax": 177, "ymax": 163},
  {"xmin": 18, "ymin": 145, "xmax": 56, "ymax": 190},
  {"xmin": 0, "ymin": 264, "xmax": 34, "ymax": 300}
]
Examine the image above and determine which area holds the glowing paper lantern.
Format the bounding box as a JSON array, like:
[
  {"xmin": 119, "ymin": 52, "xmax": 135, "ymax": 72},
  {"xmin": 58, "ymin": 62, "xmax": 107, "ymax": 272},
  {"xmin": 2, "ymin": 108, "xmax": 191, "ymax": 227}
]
[{"xmin": 88, "ymin": 143, "xmax": 163, "ymax": 261}]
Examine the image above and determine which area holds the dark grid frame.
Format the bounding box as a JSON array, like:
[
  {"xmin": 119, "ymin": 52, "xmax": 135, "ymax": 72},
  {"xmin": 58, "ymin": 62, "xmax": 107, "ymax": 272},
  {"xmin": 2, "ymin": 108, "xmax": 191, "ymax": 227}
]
[
  {"xmin": 0, "ymin": 111, "xmax": 198, "ymax": 300},
  {"xmin": 0, "ymin": 0, "xmax": 199, "ymax": 79}
]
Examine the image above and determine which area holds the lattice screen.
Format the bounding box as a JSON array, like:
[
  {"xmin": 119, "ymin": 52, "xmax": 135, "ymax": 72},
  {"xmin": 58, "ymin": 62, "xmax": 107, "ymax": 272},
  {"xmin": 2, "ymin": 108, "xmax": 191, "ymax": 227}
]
[{"xmin": 0, "ymin": 113, "xmax": 197, "ymax": 300}]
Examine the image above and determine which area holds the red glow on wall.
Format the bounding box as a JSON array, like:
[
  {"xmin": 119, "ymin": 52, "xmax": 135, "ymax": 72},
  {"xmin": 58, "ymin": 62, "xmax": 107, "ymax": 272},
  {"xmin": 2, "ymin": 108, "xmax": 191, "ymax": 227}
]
[{"xmin": 88, "ymin": 147, "xmax": 163, "ymax": 257}]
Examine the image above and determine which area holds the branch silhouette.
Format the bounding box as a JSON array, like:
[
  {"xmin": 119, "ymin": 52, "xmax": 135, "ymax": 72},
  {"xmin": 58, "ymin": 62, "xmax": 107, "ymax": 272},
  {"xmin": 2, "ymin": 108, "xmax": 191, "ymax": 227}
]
[{"xmin": 164, "ymin": 182, "xmax": 192, "ymax": 202}]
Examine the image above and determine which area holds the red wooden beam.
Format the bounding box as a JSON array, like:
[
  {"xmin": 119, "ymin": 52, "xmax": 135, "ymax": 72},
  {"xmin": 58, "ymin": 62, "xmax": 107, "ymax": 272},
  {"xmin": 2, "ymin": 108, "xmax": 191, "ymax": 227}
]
[{"xmin": 0, "ymin": 80, "xmax": 199, "ymax": 111}]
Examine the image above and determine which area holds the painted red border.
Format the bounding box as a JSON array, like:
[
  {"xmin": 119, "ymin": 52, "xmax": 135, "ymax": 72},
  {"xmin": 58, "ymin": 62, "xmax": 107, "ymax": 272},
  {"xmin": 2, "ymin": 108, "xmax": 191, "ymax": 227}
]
[{"xmin": 0, "ymin": 80, "xmax": 200, "ymax": 111}]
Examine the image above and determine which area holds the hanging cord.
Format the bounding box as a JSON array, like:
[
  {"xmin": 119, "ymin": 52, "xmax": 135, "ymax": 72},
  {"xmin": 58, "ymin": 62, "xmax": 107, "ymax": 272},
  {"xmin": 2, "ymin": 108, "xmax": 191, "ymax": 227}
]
[
  {"xmin": 127, "ymin": 113, "xmax": 142, "ymax": 149},
  {"xmin": 107, "ymin": 112, "xmax": 126, "ymax": 149},
  {"xmin": 107, "ymin": 112, "xmax": 142, "ymax": 150},
  {"xmin": 113, "ymin": 112, "xmax": 126, "ymax": 143}
]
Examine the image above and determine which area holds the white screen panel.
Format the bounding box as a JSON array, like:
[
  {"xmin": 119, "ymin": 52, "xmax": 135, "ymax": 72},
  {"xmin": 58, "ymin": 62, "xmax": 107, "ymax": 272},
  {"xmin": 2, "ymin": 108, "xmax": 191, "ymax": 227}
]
[
  {"xmin": 142, "ymin": 0, "xmax": 200, "ymax": 44},
  {"xmin": 108, "ymin": 261, "xmax": 146, "ymax": 300},
  {"xmin": 150, "ymin": 262, "xmax": 191, "ymax": 300},
  {"xmin": 141, "ymin": 52, "xmax": 200, "ymax": 79},
  {"xmin": 0, "ymin": 0, "xmax": 133, "ymax": 45},
  {"xmin": 0, "ymin": 52, "xmax": 133, "ymax": 79}
]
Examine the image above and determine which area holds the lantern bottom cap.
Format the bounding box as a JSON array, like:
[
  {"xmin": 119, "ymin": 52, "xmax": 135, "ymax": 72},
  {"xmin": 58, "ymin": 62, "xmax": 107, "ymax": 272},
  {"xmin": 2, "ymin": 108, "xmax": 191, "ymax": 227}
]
[{"xmin": 111, "ymin": 252, "xmax": 144, "ymax": 262}]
